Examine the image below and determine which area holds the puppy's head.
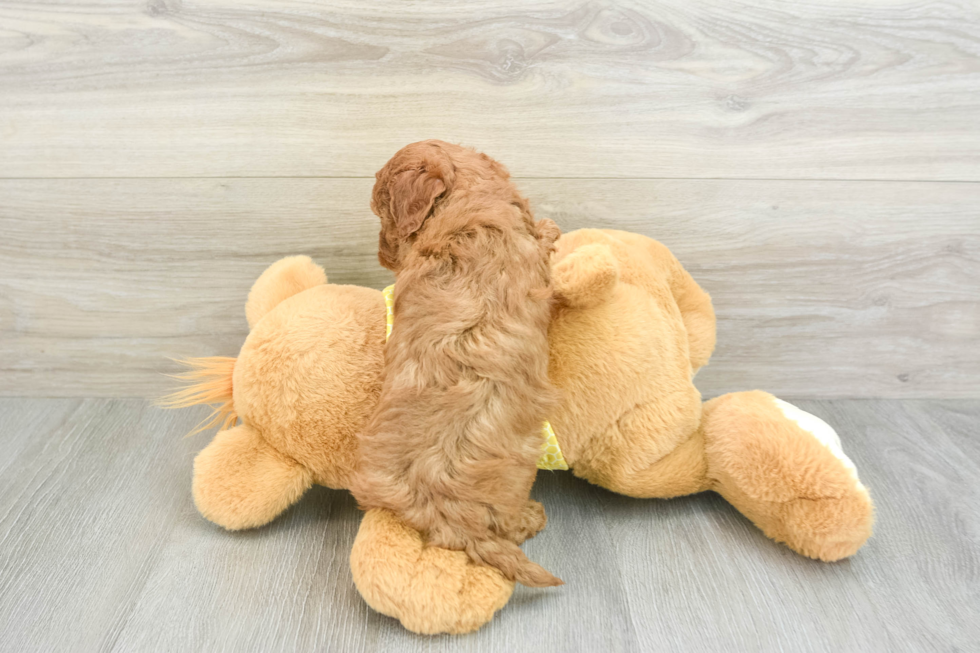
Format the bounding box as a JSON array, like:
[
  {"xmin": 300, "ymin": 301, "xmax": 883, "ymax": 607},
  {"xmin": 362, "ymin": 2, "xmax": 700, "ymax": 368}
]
[{"xmin": 371, "ymin": 140, "xmax": 458, "ymax": 271}]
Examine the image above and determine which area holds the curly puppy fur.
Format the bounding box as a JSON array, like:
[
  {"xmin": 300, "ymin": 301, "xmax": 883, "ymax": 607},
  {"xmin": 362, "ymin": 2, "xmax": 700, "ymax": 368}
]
[{"xmin": 349, "ymin": 140, "xmax": 562, "ymax": 587}]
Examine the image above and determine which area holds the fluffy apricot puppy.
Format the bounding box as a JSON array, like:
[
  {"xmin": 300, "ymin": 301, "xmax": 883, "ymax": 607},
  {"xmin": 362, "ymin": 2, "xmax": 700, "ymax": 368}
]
[{"xmin": 349, "ymin": 140, "xmax": 563, "ymax": 587}]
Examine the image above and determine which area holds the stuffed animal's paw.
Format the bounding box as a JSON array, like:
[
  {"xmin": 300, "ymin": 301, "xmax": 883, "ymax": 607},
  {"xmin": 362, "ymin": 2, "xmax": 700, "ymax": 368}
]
[
  {"xmin": 350, "ymin": 509, "xmax": 515, "ymax": 635},
  {"xmin": 193, "ymin": 424, "xmax": 313, "ymax": 530}
]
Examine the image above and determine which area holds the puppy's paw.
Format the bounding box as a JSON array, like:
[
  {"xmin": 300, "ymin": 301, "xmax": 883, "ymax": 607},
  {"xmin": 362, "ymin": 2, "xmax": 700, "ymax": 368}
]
[
  {"xmin": 509, "ymin": 500, "xmax": 548, "ymax": 543},
  {"xmin": 535, "ymin": 218, "xmax": 561, "ymax": 252}
]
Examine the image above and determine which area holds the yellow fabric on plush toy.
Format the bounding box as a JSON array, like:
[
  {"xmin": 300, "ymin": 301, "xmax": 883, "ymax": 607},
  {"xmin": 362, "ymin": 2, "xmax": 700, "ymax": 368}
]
[
  {"xmin": 384, "ymin": 284, "xmax": 395, "ymax": 340},
  {"xmin": 382, "ymin": 284, "xmax": 568, "ymax": 471},
  {"xmin": 538, "ymin": 421, "xmax": 566, "ymax": 470}
]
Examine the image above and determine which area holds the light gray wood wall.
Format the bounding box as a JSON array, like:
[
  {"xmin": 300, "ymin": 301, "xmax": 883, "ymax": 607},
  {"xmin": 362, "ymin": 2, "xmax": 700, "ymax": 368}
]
[
  {"xmin": 3, "ymin": 0, "xmax": 980, "ymax": 180},
  {"xmin": 1, "ymin": 1, "xmax": 978, "ymax": 398}
]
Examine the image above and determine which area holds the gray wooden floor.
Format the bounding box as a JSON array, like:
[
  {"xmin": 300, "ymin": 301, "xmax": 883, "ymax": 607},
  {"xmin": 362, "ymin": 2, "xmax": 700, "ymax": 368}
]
[{"xmin": 1, "ymin": 398, "xmax": 977, "ymax": 652}]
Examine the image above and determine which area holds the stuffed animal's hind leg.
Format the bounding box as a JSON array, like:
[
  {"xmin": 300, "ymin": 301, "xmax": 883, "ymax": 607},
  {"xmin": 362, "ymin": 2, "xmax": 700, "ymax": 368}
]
[
  {"xmin": 193, "ymin": 423, "xmax": 313, "ymax": 530},
  {"xmin": 571, "ymin": 396, "xmax": 711, "ymax": 500},
  {"xmin": 701, "ymin": 391, "xmax": 874, "ymax": 561},
  {"xmin": 245, "ymin": 255, "xmax": 327, "ymax": 329}
]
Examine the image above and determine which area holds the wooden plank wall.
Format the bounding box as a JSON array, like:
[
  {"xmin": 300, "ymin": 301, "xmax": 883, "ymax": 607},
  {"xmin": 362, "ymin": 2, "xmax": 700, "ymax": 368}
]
[{"xmin": 1, "ymin": 0, "xmax": 978, "ymax": 398}]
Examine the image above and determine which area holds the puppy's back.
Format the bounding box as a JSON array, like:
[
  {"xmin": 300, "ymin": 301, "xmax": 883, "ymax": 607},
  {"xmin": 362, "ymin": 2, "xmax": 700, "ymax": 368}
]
[{"xmin": 352, "ymin": 140, "xmax": 562, "ymax": 587}]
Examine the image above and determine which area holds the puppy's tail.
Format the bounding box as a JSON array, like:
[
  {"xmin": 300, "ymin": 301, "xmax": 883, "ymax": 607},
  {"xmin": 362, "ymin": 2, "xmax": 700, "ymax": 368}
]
[
  {"xmin": 468, "ymin": 536, "xmax": 563, "ymax": 588},
  {"xmin": 158, "ymin": 356, "xmax": 237, "ymax": 437}
]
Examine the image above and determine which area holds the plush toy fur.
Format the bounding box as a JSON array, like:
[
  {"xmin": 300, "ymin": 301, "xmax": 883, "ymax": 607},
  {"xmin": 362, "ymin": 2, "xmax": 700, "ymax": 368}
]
[{"xmin": 169, "ymin": 230, "xmax": 874, "ymax": 635}]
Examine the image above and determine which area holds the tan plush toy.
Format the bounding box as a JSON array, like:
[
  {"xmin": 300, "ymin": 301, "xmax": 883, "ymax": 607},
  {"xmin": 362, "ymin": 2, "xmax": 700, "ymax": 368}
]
[{"xmin": 169, "ymin": 228, "xmax": 874, "ymax": 635}]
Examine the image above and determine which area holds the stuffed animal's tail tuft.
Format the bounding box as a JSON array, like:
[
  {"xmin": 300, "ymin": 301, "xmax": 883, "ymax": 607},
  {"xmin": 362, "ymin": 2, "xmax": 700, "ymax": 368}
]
[{"xmin": 158, "ymin": 357, "xmax": 237, "ymax": 437}]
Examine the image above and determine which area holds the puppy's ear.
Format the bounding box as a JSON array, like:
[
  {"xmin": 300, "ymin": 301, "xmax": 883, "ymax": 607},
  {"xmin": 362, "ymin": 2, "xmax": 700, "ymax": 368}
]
[
  {"xmin": 378, "ymin": 230, "xmax": 398, "ymax": 270},
  {"xmin": 389, "ymin": 166, "xmax": 447, "ymax": 238}
]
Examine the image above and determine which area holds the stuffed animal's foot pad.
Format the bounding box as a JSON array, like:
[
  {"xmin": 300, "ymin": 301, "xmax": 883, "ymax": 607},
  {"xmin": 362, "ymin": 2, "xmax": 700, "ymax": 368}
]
[
  {"xmin": 350, "ymin": 509, "xmax": 515, "ymax": 635},
  {"xmin": 771, "ymin": 398, "xmax": 864, "ymax": 487}
]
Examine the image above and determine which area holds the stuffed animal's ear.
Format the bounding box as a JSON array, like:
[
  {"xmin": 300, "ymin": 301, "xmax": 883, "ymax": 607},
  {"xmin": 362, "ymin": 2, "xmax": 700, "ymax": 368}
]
[
  {"xmin": 389, "ymin": 167, "xmax": 447, "ymax": 238},
  {"xmin": 246, "ymin": 256, "xmax": 327, "ymax": 329},
  {"xmin": 552, "ymin": 243, "xmax": 619, "ymax": 309}
]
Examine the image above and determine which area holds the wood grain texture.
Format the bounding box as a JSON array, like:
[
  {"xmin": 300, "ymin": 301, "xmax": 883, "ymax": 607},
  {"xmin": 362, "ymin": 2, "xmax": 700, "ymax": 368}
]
[
  {"xmin": 0, "ymin": 398, "xmax": 977, "ymax": 651},
  {"xmin": 1, "ymin": 178, "xmax": 977, "ymax": 398},
  {"xmin": 1, "ymin": 0, "xmax": 979, "ymax": 179}
]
